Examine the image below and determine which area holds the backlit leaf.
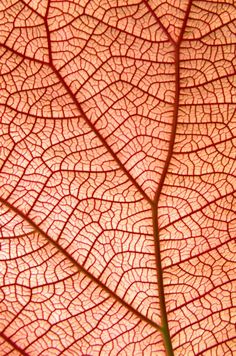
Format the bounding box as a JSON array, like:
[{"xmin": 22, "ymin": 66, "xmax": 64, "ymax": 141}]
[{"xmin": 0, "ymin": 1, "xmax": 235, "ymax": 355}]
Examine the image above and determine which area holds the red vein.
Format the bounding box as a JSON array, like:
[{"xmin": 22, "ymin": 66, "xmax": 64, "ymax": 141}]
[
  {"xmin": 152, "ymin": 206, "xmax": 174, "ymax": 356},
  {"xmin": 0, "ymin": 332, "xmax": 29, "ymax": 356},
  {"xmin": 195, "ymin": 336, "xmax": 236, "ymax": 356},
  {"xmin": 160, "ymin": 189, "xmax": 236, "ymax": 232},
  {"xmin": 150, "ymin": 2, "xmax": 194, "ymax": 355},
  {"xmin": 148, "ymin": 40, "xmax": 179, "ymax": 356},
  {"xmin": 43, "ymin": 5, "xmax": 152, "ymax": 205},
  {"xmin": 0, "ymin": 197, "xmax": 161, "ymax": 332},
  {"xmin": 143, "ymin": 0, "xmax": 175, "ymax": 45},
  {"xmin": 51, "ymin": 68, "xmax": 152, "ymax": 204}
]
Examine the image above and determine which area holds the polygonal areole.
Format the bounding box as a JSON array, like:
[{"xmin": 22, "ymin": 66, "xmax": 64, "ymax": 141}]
[{"xmin": 0, "ymin": 0, "xmax": 235, "ymax": 355}]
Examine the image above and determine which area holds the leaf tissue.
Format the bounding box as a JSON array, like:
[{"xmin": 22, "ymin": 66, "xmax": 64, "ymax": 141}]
[{"xmin": 0, "ymin": 0, "xmax": 235, "ymax": 355}]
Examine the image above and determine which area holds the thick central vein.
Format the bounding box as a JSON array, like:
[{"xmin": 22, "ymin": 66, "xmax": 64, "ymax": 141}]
[
  {"xmin": 150, "ymin": 45, "xmax": 180, "ymax": 356},
  {"xmin": 150, "ymin": 1, "xmax": 194, "ymax": 355}
]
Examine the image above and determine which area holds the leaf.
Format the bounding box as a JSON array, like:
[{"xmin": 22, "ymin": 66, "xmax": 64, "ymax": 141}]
[{"xmin": 0, "ymin": 0, "xmax": 235, "ymax": 355}]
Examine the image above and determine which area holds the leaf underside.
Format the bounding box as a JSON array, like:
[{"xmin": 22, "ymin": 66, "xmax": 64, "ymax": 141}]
[{"xmin": 0, "ymin": 0, "xmax": 235, "ymax": 355}]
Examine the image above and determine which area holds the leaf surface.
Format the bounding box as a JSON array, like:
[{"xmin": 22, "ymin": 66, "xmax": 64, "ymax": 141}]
[{"xmin": 0, "ymin": 0, "xmax": 235, "ymax": 355}]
